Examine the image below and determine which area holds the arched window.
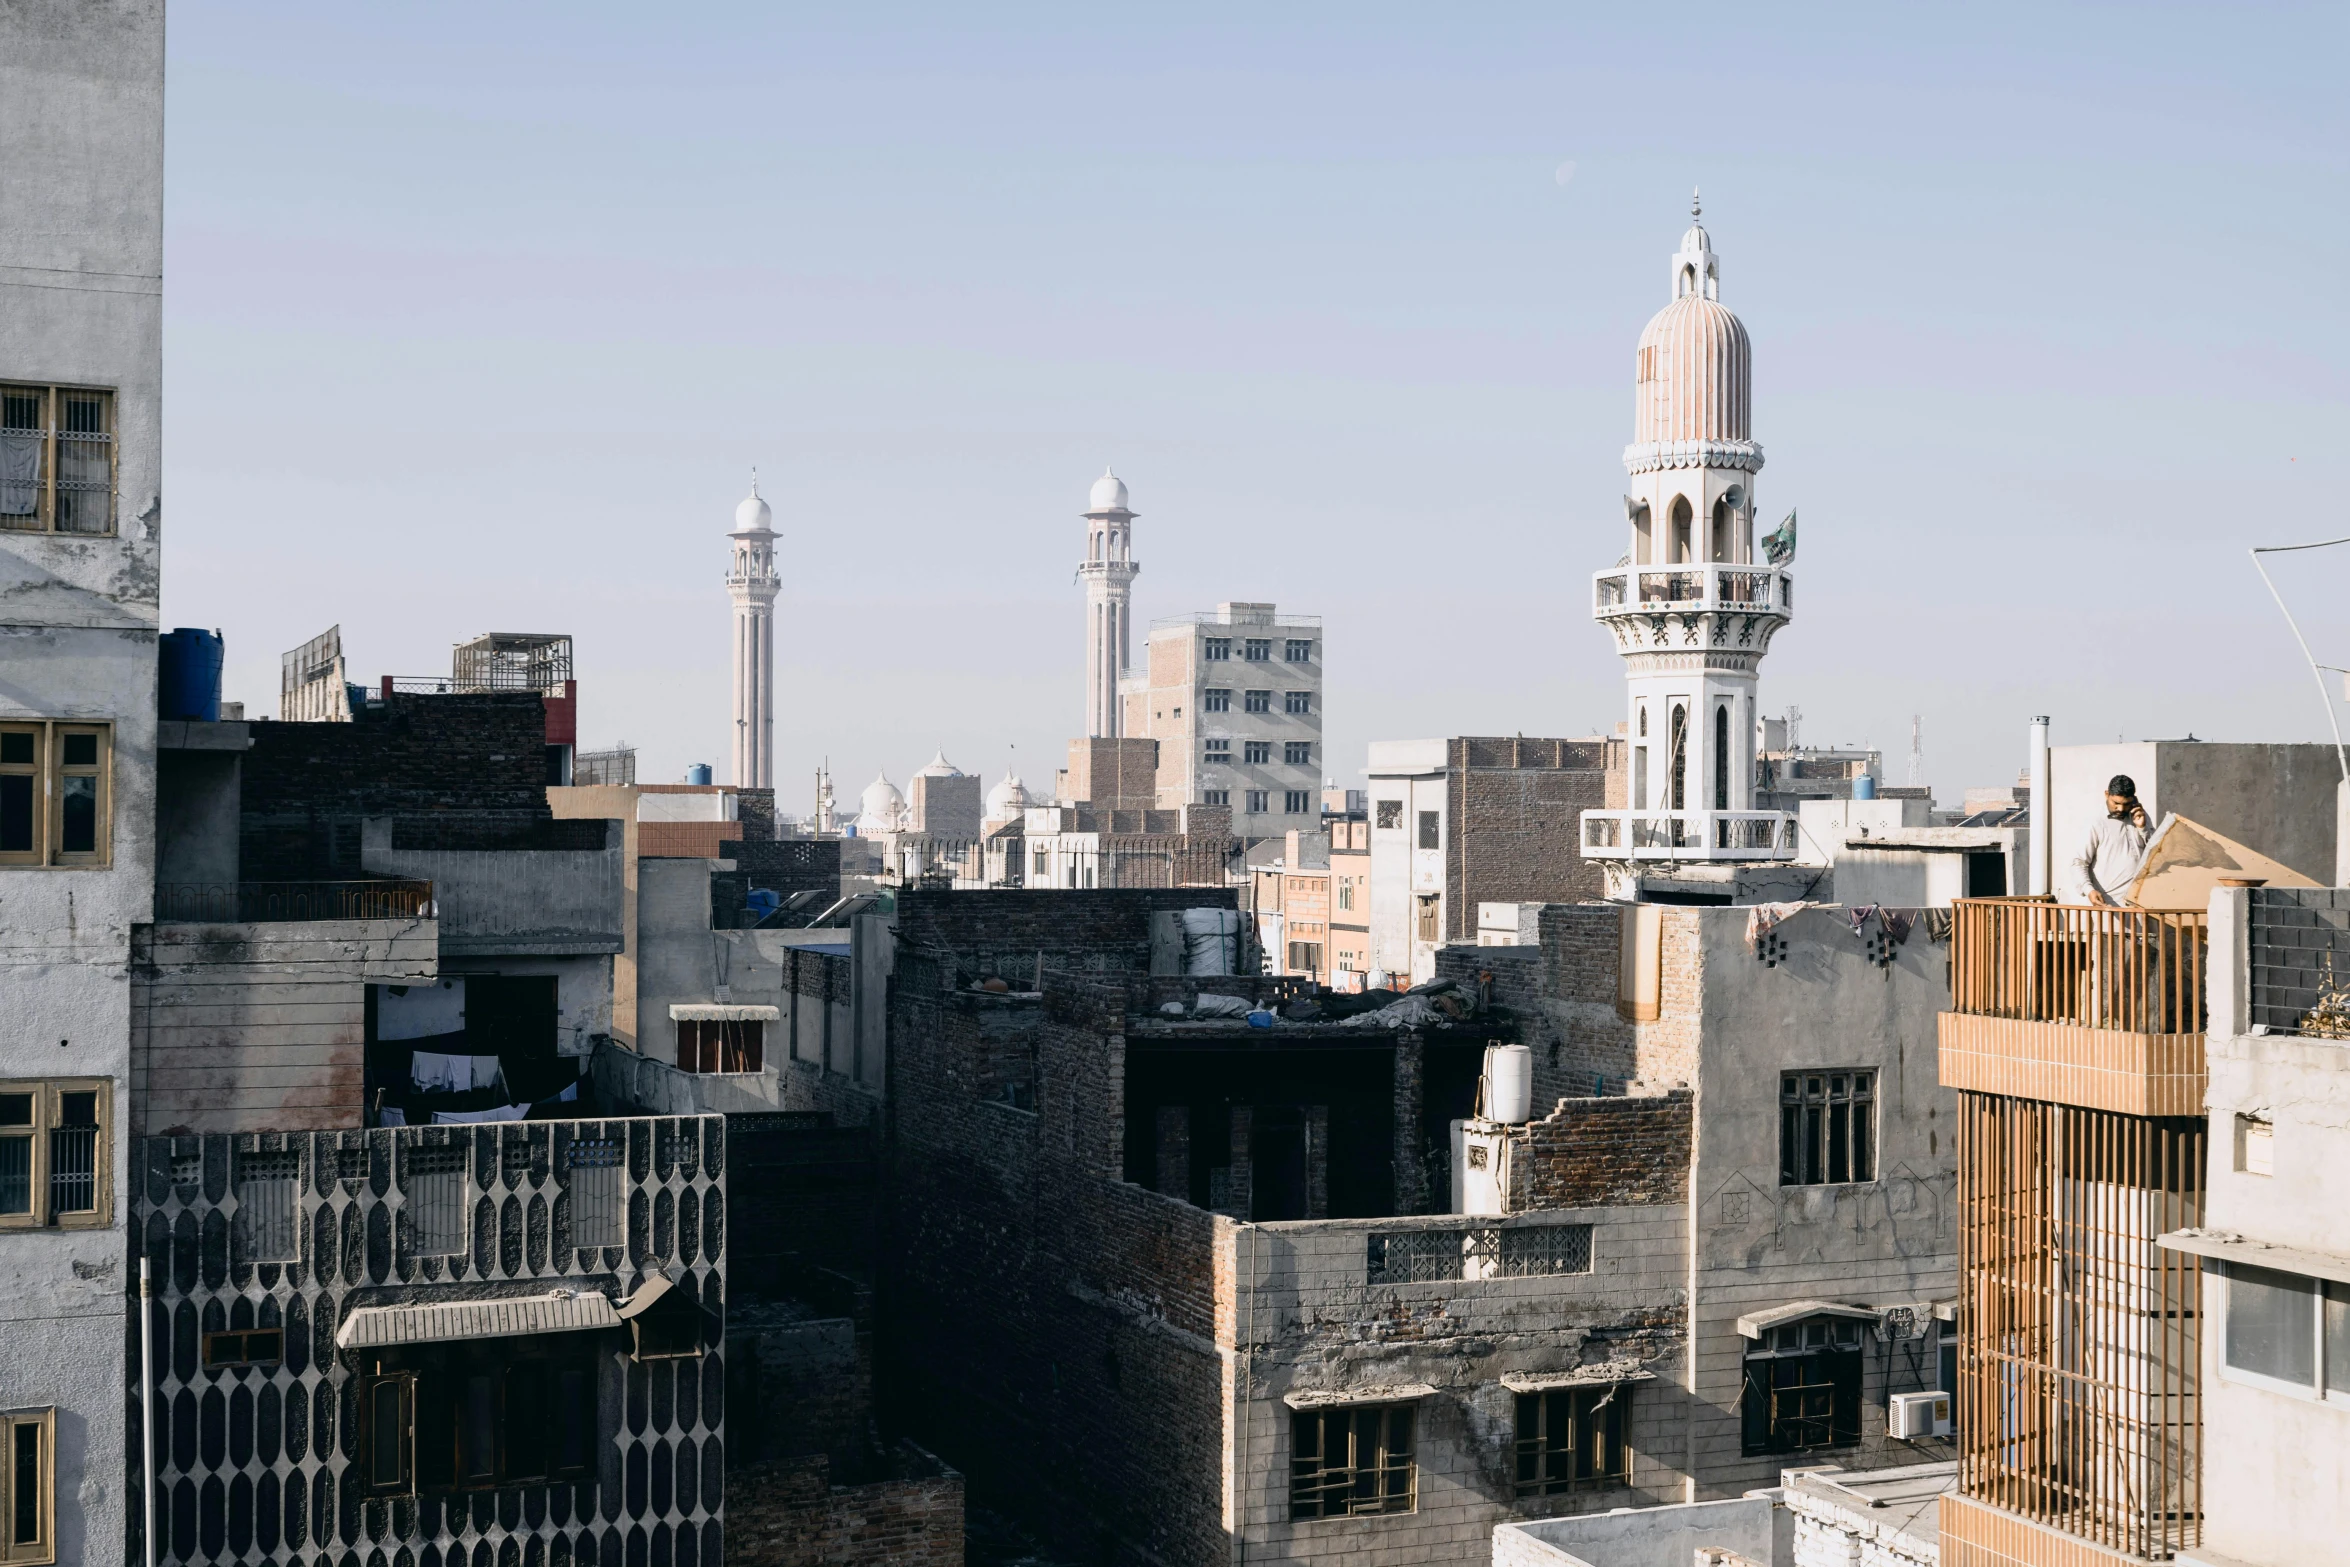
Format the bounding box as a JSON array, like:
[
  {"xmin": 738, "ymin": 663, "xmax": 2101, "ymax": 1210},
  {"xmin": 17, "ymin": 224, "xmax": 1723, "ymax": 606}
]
[
  {"xmin": 1711, "ymin": 497, "xmax": 1734, "ymax": 563},
  {"xmin": 1715, "ymin": 704, "xmax": 1731, "ymax": 810},
  {"xmin": 1680, "ymin": 264, "xmax": 1696, "ymax": 297},
  {"xmin": 1670, "ymin": 498, "xmax": 1693, "ymax": 565},
  {"xmin": 1668, "ymin": 704, "xmax": 1688, "ymax": 813},
  {"xmin": 1633, "ymin": 504, "xmax": 1652, "ymax": 565}
]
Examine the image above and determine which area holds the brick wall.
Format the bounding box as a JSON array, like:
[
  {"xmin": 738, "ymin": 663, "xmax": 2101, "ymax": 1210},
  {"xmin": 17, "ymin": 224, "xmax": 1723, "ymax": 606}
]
[
  {"xmin": 1443, "ymin": 737, "xmax": 1624, "ymax": 938},
  {"xmin": 1510, "ymin": 1091, "xmax": 1694, "ymax": 1210},
  {"xmin": 893, "ymin": 887, "xmax": 1239, "ymax": 989},
  {"xmin": 241, "ymin": 693, "xmax": 566, "ymax": 878},
  {"xmin": 726, "ymin": 1445, "xmax": 964, "ymax": 1567},
  {"xmin": 880, "ymin": 967, "xmax": 1235, "ymax": 1565}
]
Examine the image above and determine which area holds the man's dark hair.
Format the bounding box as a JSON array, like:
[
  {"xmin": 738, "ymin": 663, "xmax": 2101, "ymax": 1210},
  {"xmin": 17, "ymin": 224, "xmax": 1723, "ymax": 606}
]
[{"xmin": 2106, "ymin": 774, "xmax": 2137, "ymax": 798}]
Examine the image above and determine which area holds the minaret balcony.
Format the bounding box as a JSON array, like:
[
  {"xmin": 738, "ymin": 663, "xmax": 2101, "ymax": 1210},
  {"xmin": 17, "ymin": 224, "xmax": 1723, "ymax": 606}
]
[
  {"xmin": 1579, "ymin": 808, "xmax": 1797, "ymax": 861},
  {"xmin": 1592, "ymin": 563, "xmax": 1792, "ymax": 620}
]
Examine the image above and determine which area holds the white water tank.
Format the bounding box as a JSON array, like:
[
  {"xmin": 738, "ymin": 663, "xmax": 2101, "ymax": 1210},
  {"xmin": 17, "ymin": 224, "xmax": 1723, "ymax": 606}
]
[{"xmin": 1482, "ymin": 1043, "xmax": 1533, "ymax": 1123}]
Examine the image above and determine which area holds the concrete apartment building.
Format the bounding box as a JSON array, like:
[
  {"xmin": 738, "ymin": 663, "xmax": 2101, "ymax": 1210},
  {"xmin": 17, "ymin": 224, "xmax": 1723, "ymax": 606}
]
[
  {"xmin": 1366, "ymin": 738, "xmax": 1624, "ymax": 984},
  {"xmin": 1124, "ymin": 602, "xmax": 1323, "ymax": 834},
  {"xmin": 1328, "ymin": 811, "xmax": 1371, "ymax": 978},
  {"xmin": 0, "ymin": 5, "xmax": 164, "ymax": 1560}
]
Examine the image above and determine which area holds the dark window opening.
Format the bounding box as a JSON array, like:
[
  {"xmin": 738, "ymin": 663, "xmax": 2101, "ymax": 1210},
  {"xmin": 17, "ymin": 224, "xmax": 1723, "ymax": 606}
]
[
  {"xmin": 203, "ymin": 1329, "xmax": 284, "ymax": 1369},
  {"xmin": 1966, "ymin": 851, "xmax": 2008, "ymax": 898},
  {"xmin": 1713, "ymin": 705, "xmax": 1730, "ymax": 811},
  {"xmin": 677, "ymin": 1018, "xmax": 764, "ymax": 1074},
  {"xmin": 365, "ymin": 1336, "xmax": 599, "ymax": 1495},
  {"xmin": 1375, "ymin": 800, "xmax": 1402, "ymax": 830},
  {"xmin": 1742, "ymin": 1318, "xmax": 1864, "ymax": 1455},
  {"xmin": 1292, "ymin": 1403, "xmax": 1415, "ymax": 1518},
  {"xmin": 1515, "ymin": 1385, "xmax": 1631, "ymax": 1496},
  {"xmin": 1417, "ymin": 811, "xmax": 1439, "ymax": 850},
  {"xmin": 1780, "ymin": 1070, "xmax": 1875, "ymax": 1186}
]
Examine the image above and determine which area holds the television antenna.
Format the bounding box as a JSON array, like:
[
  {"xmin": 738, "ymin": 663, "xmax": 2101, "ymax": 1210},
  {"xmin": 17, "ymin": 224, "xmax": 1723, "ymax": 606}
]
[{"xmin": 2250, "ymin": 538, "xmax": 2350, "ymax": 787}]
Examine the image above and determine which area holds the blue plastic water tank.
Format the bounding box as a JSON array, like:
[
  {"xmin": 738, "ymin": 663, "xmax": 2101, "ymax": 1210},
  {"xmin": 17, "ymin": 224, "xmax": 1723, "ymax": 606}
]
[
  {"xmin": 158, "ymin": 628, "xmax": 223, "ymax": 721},
  {"xmin": 685, "ymin": 763, "xmax": 713, "ymax": 786},
  {"xmin": 1853, "ymin": 773, "xmax": 1877, "ymax": 801}
]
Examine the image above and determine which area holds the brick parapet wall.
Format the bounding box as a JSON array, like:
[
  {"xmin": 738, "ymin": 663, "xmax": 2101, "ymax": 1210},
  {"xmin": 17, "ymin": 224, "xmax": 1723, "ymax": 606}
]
[
  {"xmin": 725, "ymin": 1445, "xmax": 964, "ymax": 1567},
  {"xmin": 1509, "ymin": 1090, "xmax": 1694, "ymax": 1211},
  {"xmin": 1442, "ymin": 737, "xmax": 1624, "ymax": 939}
]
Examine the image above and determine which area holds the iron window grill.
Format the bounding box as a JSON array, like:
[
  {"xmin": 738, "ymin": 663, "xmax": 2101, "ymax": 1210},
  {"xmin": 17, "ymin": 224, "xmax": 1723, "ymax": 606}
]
[
  {"xmin": 1291, "ymin": 1403, "xmax": 1414, "ymax": 1518},
  {"xmin": 402, "ymin": 1144, "xmax": 469, "ymax": 1256},
  {"xmin": 1515, "ymin": 1384, "xmax": 1631, "ymax": 1497},
  {"xmin": 1742, "ymin": 1317, "xmax": 1864, "ymax": 1455},
  {"xmin": 1780, "ymin": 1070, "xmax": 1876, "ymax": 1185},
  {"xmin": 1368, "ymin": 1225, "xmax": 1593, "ymax": 1283},
  {"xmin": 566, "ymin": 1140, "xmax": 625, "ymax": 1249},
  {"xmin": 2249, "ymin": 888, "xmax": 2350, "ymax": 1038},
  {"xmin": 233, "ymin": 1151, "xmax": 303, "ymax": 1262},
  {"xmin": 48, "ymin": 1094, "xmax": 98, "ymax": 1217}
]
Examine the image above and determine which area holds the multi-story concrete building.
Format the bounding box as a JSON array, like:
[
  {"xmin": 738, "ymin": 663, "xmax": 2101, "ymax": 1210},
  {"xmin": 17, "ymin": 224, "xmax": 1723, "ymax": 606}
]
[
  {"xmin": 1327, "ymin": 812, "xmax": 1371, "ymax": 981},
  {"xmin": 1253, "ymin": 828, "xmax": 1333, "ymax": 982},
  {"xmin": 2158, "ymin": 885, "xmax": 2350, "ymax": 1567},
  {"xmin": 0, "ymin": 6, "xmax": 164, "ymax": 1560},
  {"xmin": 1366, "ymin": 737, "xmax": 1623, "ymax": 984},
  {"xmin": 1125, "ymin": 602, "xmax": 1323, "ymax": 835}
]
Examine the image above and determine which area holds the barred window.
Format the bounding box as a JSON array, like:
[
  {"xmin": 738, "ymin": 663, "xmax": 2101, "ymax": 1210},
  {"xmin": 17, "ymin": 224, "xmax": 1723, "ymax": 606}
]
[
  {"xmin": 1244, "ymin": 638, "xmax": 1271, "ymax": 662},
  {"xmin": 0, "ymin": 1081, "xmax": 109, "ymax": 1230},
  {"xmin": 1284, "ymin": 742, "xmax": 1312, "ymax": 765},
  {"xmin": 1284, "ymin": 691, "xmax": 1312, "ymax": 715},
  {"xmin": 0, "ymin": 383, "xmax": 114, "ymax": 535},
  {"xmin": 1498, "ymin": 1224, "xmax": 1593, "ymax": 1276},
  {"xmin": 1741, "ymin": 1316, "xmax": 1863, "ymax": 1455},
  {"xmin": 403, "ymin": 1145, "xmax": 469, "ymax": 1256},
  {"xmin": 567, "ymin": 1140, "xmax": 625, "ymax": 1250},
  {"xmin": 234, "ymin": 1150, "xmax": 302, "ymax": 1262},
  {"xmin": 1245, "ymin": 790, "xmax": 1269, "ymax": 815},
  {"xmin": 1285, "ymin": 790, "xmax": 1311, "ymax": 815},
  {"xmin": 1203, "ymin": 688, "xmax": 1231, "ymax": 712},
  {"xmin": 1370, "ymin": 1226, "xmax": 1593, "ymax": 1283},
  {"xmin": 1291, "ymin": 1403, "xmax": 1414, "ymax": 1518},
  {"xmin": 1515, "ymin": 1385, "xmax": 1631, "ymax": 1496},
  {"xmin": 1375, "ymin": 799, "xmax": 1403, "ymax": 830},
  {"xmin": 204, "ymin": 1329, "xmax": 285, "ymax": 1369},
  {"xmin": 1780, "ymin": 1071, "xmax": 1876, "ymax": 1185},
  {"xmin": 1203, "ymin": 790, "xmax": 1229, "ymax": 806}
]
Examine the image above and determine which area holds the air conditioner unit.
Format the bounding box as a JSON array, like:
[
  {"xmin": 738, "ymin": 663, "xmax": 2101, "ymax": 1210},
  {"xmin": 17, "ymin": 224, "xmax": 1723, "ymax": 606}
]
[{"xmin": 1888, "ymin": 1390, "xmax": 1952, "ymax": 1440}]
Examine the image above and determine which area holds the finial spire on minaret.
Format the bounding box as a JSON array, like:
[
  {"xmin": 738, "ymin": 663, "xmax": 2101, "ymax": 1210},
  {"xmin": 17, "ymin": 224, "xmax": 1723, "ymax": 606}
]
[{"xmin": 1691, "ymin": 186, "xmax": 1701, "ymax": 222}]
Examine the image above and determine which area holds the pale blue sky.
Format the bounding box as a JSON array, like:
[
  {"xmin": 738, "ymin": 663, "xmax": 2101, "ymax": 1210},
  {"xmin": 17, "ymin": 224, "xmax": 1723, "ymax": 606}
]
[{"xmin": 160, "ymin": 3, "xmax": 2350, "ymax": 806}]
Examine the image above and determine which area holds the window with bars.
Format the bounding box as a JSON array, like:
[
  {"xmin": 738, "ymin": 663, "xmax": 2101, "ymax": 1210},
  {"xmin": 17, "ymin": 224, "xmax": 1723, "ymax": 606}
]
[
  {"xmin": 1203, "ymin": 688, "xmax": 1231, "ymax": 712},
  {"xmin": 0, "ymin": 1407, "xmax": 52, "ymax": 1565},
  {"xmin": 0, "ymin": 1081, "xmax": 108, "ymax": 1230},
  {"xmin": 0, "ymin": 722, "xmax": 111, "ymax": 867},
  {"xmin": 1285, "ymin": 639, "xmax": 1314, "ymax": 662},
  {"xmin": 1284, "ymin": 691, "xmax": 1311, "ymax": 715},
  {"xmin": 1285, "ymin": 790, "xmax": 1311, "ymax": 815},
  {"xmin": 1780, "ymin": 1070, "xmax": 1875, "ymax": 1185},
  {"xmin": 1284, "ymin": 742, "xmax": 1312, "ymax": 765},
  {"xmin": 0, "ymin": 384, "xmax": 113, "ymax": 535},
  {"xmin": 233, "ymin": 1150, "xmax": 302, "ymax": 1262},
  {"xmin": 1515, "ymin": 1384, "xmax": 1631, "ymax": 1497},
  {"xmin": 1291, "ymin": 1403, "xmax": 1415, "ymax": 1518},
  {"xmin": 676, "ymin": 1018, "xmax": 763, "ymax": 1074},
  {"xmin": 402, "ymin": 1144, "xmax": 469, "ymax": 1256},
  {"xmin": 1245, "ymin": 790, "xmax": 1269, "ymax": 815},
  {"xmin": 1741, "ymin": 1317, "xmax": 1863, "ymax": 1455},
  {"xmin": 566, "ymin": 1140, "xmax": 625, "ymax": 1250}
]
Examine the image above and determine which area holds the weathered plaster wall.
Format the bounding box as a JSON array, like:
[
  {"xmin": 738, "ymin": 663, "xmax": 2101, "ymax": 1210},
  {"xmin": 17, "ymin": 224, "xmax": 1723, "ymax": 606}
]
[{"xmin": 131, "ymin": 918, "xmax": 437, "ymax": 1134}]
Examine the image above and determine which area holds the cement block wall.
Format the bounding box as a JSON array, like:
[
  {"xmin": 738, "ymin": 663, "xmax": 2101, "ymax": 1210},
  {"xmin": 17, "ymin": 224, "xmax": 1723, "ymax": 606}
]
[{"xmin": 131, "ymin": 917, "xmax": 437, "ymax": 1134}]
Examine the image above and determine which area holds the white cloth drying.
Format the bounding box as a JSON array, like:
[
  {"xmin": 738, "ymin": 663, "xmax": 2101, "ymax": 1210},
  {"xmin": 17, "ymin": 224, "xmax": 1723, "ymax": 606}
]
[
  {"xmin": 431, "ymin": 1103, "xmax": 528, "ymax": 1124},
  {"xmin": 410, "ymin": 1051, "xmax": 504, "ymax": 1094}
]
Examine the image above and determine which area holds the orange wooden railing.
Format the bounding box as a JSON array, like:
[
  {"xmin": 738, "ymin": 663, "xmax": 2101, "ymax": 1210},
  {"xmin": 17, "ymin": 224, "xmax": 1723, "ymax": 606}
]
[{"xmin": 1950, "ymin": 898, "xmax": 2206, "ymax": 1036}]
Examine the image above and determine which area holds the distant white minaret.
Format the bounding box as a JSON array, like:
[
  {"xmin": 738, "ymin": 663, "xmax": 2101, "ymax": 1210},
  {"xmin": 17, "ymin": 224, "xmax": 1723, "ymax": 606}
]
[
  {"xmin": 728, "ymin": 473, "xmax": 781, "ymax": 788},
  {"xmin": 1078, "ymin": 467, "xmax": 1140, "ymax": 738}
]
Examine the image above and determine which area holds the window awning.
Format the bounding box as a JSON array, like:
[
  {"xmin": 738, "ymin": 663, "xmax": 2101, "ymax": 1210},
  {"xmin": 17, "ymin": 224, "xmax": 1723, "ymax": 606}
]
[
  {"xmin": 1500, "ymin": 1365, "xmax": 1656, "ymax": 1393},
  {"xmin": 667, "ymin": 1004, "xmax": 780, "ymax": 1022},
  {"xmin": 2159, "ymin": 1227, "xmax": 2350, "ymax": 1288},
  {"xmin": 1282, "ymin": 1383, "xmax": 1437, "ymax": 1410},
  {"xmin": 1735, "ymin": 1300, "xmax": 1881, "ymax": 1341},
  {"xmin": 336, "ymin": 1288, "xmax": 620, "ymax": 1350}
]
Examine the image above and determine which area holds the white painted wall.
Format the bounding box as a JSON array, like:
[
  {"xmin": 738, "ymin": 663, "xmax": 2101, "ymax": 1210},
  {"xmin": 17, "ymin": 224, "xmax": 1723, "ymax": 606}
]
[
  {"xmin": 1366, "ymin": 740, "xmax": 1445, "ymax": 982},
  {"xmin": 0, "ymin": 5, "xmax": 164, "ymax": 1560}
]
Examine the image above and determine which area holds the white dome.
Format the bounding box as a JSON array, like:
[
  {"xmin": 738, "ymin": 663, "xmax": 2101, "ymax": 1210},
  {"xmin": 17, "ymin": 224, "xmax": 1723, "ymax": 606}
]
[
  {"xmin": 1634, "ymin": 293, "xmax": 1750, "ymax": 443},
  {"xmin": 986, "ymin": 771, "xmax": 1031, "ymax": 819},
  {"xmin": 916, "ymin": 749, "xmax": 963, "ymax": 778},
  {"xmin": 1088, "ymin": 466, "xmax": 1130, "ymax": 513},
  {"xmin": 857, "ymin": 770, "xmax": 906, "ymax": 832},
  {"xmin": 734, "ymin": 477, "xmax": 773, "ymax": 533}
]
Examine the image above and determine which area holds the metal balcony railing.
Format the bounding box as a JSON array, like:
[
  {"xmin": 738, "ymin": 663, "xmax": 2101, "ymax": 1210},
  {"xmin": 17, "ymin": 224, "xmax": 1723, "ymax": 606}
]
[
  {"xmin": 154, "ymin": 879, "xmax": 435, "ymax": 924},
  {"xmin": 1579, "ymin": 809, "xmax": 1797, "ymax": 862},
  {"xmin": 1949, "ymin": 898, "xmax": 2206, "ymax": 1036}
]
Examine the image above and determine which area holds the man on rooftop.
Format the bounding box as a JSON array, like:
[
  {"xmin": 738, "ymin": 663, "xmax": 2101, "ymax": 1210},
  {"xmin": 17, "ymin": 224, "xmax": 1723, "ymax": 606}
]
[{"xmin": 2072, "ymin": 773, "xmax": 2154, "ymax": 906}]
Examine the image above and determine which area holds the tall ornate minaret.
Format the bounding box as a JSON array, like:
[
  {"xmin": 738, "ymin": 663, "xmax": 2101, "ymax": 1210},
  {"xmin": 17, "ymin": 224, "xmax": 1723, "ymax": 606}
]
[
  {"xmin": 1591, "ymin": 195, "xmax": 1793, "ymax": 856},
  {"xmin": 727, "ymin": 473, "xmax": 781, "ymax": 788},
  {"xmin": 1078, "ymin": 466, "xmax": 1140, "ymax": 738}
]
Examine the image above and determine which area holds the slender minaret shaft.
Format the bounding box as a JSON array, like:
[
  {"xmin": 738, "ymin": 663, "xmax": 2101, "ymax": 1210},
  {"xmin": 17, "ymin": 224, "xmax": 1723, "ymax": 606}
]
[
  {"xmin": 1078, "ymin": 467, "xmax": 1140, "ymax": 738},
  {"xmin": 728, "ymin": 473, "xmax": 781, "ymax": 787}
]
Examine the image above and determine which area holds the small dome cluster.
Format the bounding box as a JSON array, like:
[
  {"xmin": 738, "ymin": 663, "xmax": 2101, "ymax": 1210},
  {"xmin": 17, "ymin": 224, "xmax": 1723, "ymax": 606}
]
[{"xmin": 986, "ymin": 770, "xmax": 1031, "ymax": 821}]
